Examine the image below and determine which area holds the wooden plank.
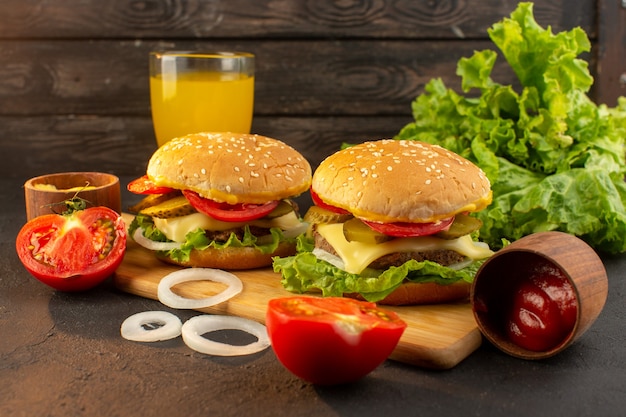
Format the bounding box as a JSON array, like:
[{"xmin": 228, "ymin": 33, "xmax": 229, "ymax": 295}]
[
  {"xmin": 113, "ymin": 215, "xmax": 482, "ymax": 370},
  {"xmin": 0, "ymin": 115, "xmax": 412, "ymax": 178},
  {"xmin": 596, "ymin": 0, "xmax": 626, "ymax": 106},
  {"xmin": 0, "ymin": 39, "xmax": 520, "ymax": 116},
  {"xmin": 0, "ymin": 1, "xmax": 595, "ymax": 40}
]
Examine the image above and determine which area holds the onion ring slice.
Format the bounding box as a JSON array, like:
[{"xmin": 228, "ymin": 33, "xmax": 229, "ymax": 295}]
[
  {"xmin": 133, "ymin": 227, "xmax": 182, "ymax": 251},
  {"xmin": 121, "ymin": 311, "xmax": 182, "ymax": 342},
  {"xmin": 157, "ymin": 268, "xmax": 243, "ymax": 309},
  {"xmin": 181, "ymin": 315, "xmax": 270, "ymax": 356}
]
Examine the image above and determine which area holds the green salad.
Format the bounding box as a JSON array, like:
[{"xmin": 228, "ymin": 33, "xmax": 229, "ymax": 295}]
[{"xmin": 396, "ymin": 2, "xmax": 626, "ymax": 253}]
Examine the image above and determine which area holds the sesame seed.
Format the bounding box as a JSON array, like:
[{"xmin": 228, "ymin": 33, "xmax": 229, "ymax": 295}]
[
  {"xmin": 425, "ymin": 179, "xmax": 432, "ymax": 185},
  {"xmin": 239, "ymin": 177, "xmax": 244, "ymax": 183}
]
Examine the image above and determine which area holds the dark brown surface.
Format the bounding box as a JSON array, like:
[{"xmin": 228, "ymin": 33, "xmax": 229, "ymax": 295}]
[{"xmin": 2, "ymin": 177, "xmax": 626, "ymax": 416}]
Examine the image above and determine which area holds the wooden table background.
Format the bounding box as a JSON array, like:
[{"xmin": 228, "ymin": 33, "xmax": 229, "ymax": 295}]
[{"xmin": 1, "ymin": 0, "xmax": 623, "ymax": 179}]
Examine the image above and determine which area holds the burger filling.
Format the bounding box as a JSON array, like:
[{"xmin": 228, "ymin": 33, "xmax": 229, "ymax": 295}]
[
  {"xmin": 273, "ymin": 207, "xmax": 494, "ymax": 303},
  {"xmin": 314, "ymin": 230, "xmax": 466, "ymax": 269},
  {"xmin": 128, "ymin": 195, "xmax": 307, "ymax": 263}
]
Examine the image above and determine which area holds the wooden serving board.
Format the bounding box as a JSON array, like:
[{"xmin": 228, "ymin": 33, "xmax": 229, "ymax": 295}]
[{"xmin": 113, "ymin": 216, "xmax": 482, "ymax": 369}]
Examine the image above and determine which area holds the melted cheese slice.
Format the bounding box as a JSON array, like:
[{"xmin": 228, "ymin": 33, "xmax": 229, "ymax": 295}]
[
  {"xmin": 153, "ymin": 211, "xmax": 303, "ymax": 243},
  {"xmin": 316, "ymin": 223, "xmax": 493, "ymax": 275}
]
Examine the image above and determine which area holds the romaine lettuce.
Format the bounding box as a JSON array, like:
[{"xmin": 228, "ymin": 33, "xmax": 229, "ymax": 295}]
[{"xmin": 129, "ymin": 214, "xmax": 292, "ymax": 263}]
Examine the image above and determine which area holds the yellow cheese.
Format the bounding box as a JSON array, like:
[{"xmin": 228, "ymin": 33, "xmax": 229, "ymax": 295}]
[
  {"xmin": 154, "ymin": 211, "xmax": 303, "ymax": 243},
  {"xmin": 316, "ymin": 223, "xmax": 493, "ymax": 275}
]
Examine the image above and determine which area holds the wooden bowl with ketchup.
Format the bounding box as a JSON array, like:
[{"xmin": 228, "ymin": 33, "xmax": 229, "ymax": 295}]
[
  {"xmin": 24, "ymin": 172, "xmax": 121, "ymax": 220},
  {"xmin": 471, "ymin": 231, "xmax": 608, "ymax": 360}
]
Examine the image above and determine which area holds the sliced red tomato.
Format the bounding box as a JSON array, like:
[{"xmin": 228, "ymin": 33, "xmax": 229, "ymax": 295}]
[
  {"xmin": 182, "ymin": 190, "xmax": 279, "ymax": 222},
  {"xmin": 15, "ymin": 207, "xmax": 127, "ymax": 292},
  {"xmin": 362, "ymin": 216, "xmax": 454, "ymax": 237},
  {"xmin": 310, "ymin": 188, "xmax": 350, "ymax": 215},
  {"xmin": 266, "ymin": 296, "xmax": 407, "ymax": 385},
  {"xmin": 127, "ymin": 175, "xmax": 176, "ymax": 195}
]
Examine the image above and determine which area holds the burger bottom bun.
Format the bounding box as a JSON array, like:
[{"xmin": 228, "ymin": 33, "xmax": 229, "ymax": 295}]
[
  {"xmin": 349, "ymin": 280, "xmax": 471, "ymax": 306},
  {"xmin": 156, "ymin": 241, "xmax": 297, "ymax": 270}
]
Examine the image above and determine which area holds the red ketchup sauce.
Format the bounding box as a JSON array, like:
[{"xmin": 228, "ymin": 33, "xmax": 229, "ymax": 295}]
[
  {"xmin": 505, "ymin": 258, "xmax": 578, "ymax": 351},
  {"xmin": 473, "ymin": 253, "xmax": 579, "ymax": 352}
]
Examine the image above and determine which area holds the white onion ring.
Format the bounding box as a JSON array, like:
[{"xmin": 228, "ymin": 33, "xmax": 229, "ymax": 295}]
[
  {"xmin": 157, "ymin": 268, "xmax": 243, "ymax": 309},
  {"xmin": 181, "ymin": 315, "xmax": 270, "ymax": 356},
  {"xmin": 120, "ymin": 311, "xmax": 182, "ymax": 342},
  {"xmin": 133, "ymin": 227, "xmax": 182, "ymax": 251}
]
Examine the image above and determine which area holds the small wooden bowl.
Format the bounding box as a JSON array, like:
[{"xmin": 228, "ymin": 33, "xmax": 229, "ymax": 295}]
[
  {"xmin": 24, "ymin": 172, "xmax": 121, "ymax": 220},
  {"xmin": 470, "ymin": 231, "xmax": 608, "ymax": 360}
]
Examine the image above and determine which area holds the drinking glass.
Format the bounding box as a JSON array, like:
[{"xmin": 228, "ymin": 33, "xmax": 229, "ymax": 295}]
[{"xmin": 149, "ymin": 51, "xmax": 255, "ymax": 147}]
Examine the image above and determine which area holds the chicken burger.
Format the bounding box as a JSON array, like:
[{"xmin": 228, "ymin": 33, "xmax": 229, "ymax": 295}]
[
  {"xmin": 128, "ymin": 132, "xmax": 312, "ymax": 269},
  {"xmin": 273, "ymin": 139, "xmax": 493, "ymax": 304}
]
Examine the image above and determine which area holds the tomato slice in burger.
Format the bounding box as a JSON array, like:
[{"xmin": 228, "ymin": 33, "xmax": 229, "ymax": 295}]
[
  {"xmin": 362, "ymin": 216, "xmax": 454, "ymax": 238},
  {"xmin": 266, "ymin": 296, "xmax": 407, "ymax": 385},
  {"xmin": 182, "ymin": 190, "xmax": 279, "ymax": 222},
  {"xmin": 310, "ymin": 188, "xmax": 350, "ymax": 215},
  {"xmin": 127, "ymin": 175, "xmax": 176, "ymax": 195},
  {"xmin": 15, "ymin": 207, "xmax": 127, "ymax": 292}
]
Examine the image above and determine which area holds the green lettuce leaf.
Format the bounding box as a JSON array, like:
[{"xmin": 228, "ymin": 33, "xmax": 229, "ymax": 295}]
[
  {"xmin": 396, "ymin": 2, "xmax": 626, "ymax": 253},
  {"xmin": 129, "ymin": 214, "xmax": 293, "ymax": 263},
  {"xmin": 273, "ymin": 251, "xmax": 486, "ymax": 303}
]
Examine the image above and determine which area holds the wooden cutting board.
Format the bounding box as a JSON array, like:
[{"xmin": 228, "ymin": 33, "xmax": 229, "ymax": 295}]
[{"xmin": 113, "ymin": 217, "xmax": 482, "ymax": 369}]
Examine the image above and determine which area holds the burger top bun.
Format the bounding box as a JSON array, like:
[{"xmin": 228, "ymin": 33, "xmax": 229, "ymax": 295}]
[
  {"xmin": 312, "ymin": 139, "xmax": 492, "ymax": 223},
  {"xmin": 147, "ymin": 132, "xmax": 312, "ymax": 204}
]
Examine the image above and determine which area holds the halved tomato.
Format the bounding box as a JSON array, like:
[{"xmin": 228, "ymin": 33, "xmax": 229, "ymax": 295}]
[
  {"xmin": 310, "ymin": 188, "xmax": 350, "ymax": 215},
  {"xmin": 182, "ymin": 190, "xmax": 279, "ymax": 222},
  {"xmin": 266, "ymin": 296, "xmax": 407, "ymax": 385},
  {"xmin": 15, "ymin": 207, "xmax": 127, "ymax": 292},
  {"xmin": 127, "ymin": 175, "xmax": 176, "ymax": 195},
  {"xmin": 362, "ymin": 216, "xmax": 454, "ymax": 238}
]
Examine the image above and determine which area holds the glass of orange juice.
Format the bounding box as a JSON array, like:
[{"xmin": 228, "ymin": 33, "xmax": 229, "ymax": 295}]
[{"xmin": 149, "ymin": 51, "xmax": 255, "ymax": 147}]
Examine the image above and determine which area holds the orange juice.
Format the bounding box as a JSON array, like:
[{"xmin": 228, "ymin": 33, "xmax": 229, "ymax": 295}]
[{"xmin": 150, "ymin": 71, "xmax": 254, "ymax": 147}]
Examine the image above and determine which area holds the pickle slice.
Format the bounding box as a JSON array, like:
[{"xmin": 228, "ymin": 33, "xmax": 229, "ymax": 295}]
[
  {"xmin": 127, "ymin": 191, "xmax": 181, "ymax": 214},
  {"xmin": 139, "ymin": 195, "xmax": 197, "ymax": 218},
  {"xmin": 435, "ymin": 213, "xmax": 483, "ymax": 240},
  {"xmin": 303, "ymin": 206, "xmax": 353, "ymax": 225},
  {"xmin": 343, "ymin": 218, "xmax": 392, "ymax": 244},
  {"xmin": 264, "ymin": 200, "xmax": 295, "ymax": 219}
]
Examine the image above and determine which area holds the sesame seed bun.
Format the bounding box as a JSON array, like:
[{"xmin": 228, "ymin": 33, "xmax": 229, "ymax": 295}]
[
  {"xmin": 312, "ymin": 139, "xmax": 492, "ymax": 223},
  {"xmin": 147, "ymin": 132, "xmax": 312, "ymax": 204},
  {"xmin": 350, "ymin": 281, "xmax": 471, "ymax": 306}
]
